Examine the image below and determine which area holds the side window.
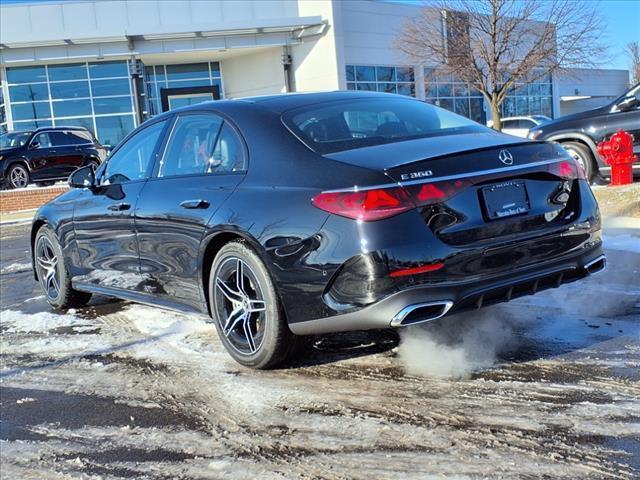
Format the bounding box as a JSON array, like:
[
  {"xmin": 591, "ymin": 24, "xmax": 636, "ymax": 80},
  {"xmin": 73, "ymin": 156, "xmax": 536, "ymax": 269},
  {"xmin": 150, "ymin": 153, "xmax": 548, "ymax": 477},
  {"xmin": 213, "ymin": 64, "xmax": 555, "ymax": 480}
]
[
  {"xmin": 64, "ymin": 130, "xmax": 93, "ymax": 145},
  {"xmin": 518, "ymin": 119, "xmax": 535, "ymax": 129},
  {"xmin": 34, "ymin": 132, "xmax": 53, "ymax": 148},
  {"xmin": 159, "ymin": 114, "xmax": 223, "ymax": 178},
  {"xmin": 49, "ymin": 131, "xmax": 70, "ymax": 146},
  {"xmin": 210, "ymin": 123, "xmax": 246, "ymax": 173},
  {"xmin": 501, "ymin": 120, "xmax": 515, "ymax": 129},
  {"xmin": 103, "ymin": 120, "xmax": 166, "ymax": 185}
]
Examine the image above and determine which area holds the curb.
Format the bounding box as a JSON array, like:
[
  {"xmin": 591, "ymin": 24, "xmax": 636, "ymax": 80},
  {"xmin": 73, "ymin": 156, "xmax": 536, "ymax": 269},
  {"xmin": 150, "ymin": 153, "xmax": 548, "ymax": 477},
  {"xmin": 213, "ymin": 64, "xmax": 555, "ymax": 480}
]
[{"xmin": 0, "ymin": 210, "xmax": 36, "ymax": 226}]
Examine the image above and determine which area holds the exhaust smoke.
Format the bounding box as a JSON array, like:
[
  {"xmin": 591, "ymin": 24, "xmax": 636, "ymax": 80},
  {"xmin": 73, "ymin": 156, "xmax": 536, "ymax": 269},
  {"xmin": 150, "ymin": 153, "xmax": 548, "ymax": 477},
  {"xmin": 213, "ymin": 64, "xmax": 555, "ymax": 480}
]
[{"xmin": 397, "ymin": 308, "xmax": 518, "ymax": 379}]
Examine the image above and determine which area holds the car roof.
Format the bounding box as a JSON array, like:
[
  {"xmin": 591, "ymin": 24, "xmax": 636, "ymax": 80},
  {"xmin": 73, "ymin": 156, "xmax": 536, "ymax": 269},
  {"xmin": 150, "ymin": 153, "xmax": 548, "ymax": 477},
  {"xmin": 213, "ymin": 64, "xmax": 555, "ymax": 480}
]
[
  {"xmin": 163, "ymin": 91, "xmax": 417, "ymax": 117},
  {"xmin": 33, "ymin": 125, "xmax": 91, "ymax": 133}
]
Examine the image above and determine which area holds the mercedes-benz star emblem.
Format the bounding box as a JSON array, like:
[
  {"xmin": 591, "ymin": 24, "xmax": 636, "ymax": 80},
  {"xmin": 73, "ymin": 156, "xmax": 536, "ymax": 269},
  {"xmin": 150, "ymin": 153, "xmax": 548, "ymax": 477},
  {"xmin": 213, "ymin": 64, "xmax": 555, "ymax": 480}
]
[{"xmin": 498, "ymin": 149, "xmax": 514, "ymax": 166}]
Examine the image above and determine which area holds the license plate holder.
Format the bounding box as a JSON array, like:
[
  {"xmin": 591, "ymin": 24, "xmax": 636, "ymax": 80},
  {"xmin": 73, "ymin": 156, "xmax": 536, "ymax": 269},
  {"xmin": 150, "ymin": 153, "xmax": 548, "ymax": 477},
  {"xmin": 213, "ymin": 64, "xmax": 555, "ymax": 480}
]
[{"xmin": 481, "ymin": 181, "xmax": 530, "ymax": 220}]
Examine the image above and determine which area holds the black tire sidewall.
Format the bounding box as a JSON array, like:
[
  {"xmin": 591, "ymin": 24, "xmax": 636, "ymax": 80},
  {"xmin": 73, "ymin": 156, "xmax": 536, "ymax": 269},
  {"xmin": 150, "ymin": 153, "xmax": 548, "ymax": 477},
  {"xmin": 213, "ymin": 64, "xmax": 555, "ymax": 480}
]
[
  {"xmin": 35, "ymin": 226, "xmax": 91, "ymax": 309},
  {"xmin": 35, "ymin": 227, "xmax": 69, "ymax": 309},
  {"xmin": 209, "ymin": 241, "xmax": 290, "ymax": 369}
]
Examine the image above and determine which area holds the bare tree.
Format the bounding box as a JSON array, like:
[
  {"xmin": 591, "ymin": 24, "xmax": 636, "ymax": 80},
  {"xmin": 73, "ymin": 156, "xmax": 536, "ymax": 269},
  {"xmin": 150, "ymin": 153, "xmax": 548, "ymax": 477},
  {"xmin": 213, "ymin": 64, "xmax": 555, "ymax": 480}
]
[
  {"xmin": 627, "ymin": 41, "xmax": 640, "ymax": 85},
  {"xmin": 396, "ymin": 0, "xmax": 605, "ymax": 130}
]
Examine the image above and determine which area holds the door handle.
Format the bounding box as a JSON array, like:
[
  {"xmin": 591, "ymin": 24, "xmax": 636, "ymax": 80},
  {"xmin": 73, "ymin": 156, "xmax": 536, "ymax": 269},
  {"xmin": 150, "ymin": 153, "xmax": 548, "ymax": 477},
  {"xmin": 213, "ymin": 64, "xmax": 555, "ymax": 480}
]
[
  {"xmin": 180, "ymin": 199, "xmax": 210, "ymax": 209},
  {"xmin": 107, "ymin": 202, "xmax": 131, "ymax": 211}
]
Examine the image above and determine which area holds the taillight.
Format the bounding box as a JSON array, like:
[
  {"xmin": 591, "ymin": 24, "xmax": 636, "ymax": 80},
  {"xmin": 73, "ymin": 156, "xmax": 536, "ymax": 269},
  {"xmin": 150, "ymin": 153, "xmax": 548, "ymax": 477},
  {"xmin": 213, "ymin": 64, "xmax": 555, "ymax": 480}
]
[
  {"xmin": 548, "ymin": 158, "xmax": 586, "ymax": 180},
  {"xmin": 312, "ymin": 180, "xmax": 471, "ymax": 221},
  {"xmin": 311, "ymin": 186, "xmax": 415, "ymax": 221},
  {"xmin": 405, "ymin": 179, "xmax": 472, "ymax": 207}
]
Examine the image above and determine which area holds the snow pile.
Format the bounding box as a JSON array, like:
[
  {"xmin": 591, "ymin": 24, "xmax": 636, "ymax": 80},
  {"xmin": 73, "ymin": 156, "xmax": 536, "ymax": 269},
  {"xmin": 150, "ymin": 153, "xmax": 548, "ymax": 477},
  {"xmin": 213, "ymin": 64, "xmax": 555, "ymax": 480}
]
[
  {"xmin": 0, "ymin": 309, "xmax": 93, "ymax": 334},
  {"xmin": 0, "ymin": 262, "xmax": 31, "ymax": 275}
]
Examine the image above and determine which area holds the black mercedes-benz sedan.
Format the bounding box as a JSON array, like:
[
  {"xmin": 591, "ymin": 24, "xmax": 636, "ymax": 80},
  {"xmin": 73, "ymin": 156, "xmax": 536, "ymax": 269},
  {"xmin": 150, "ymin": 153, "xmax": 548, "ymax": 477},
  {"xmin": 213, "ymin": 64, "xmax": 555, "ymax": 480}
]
[{"xmin": 31, "ymin": 91, "xmax": 605, "ymax": 368}]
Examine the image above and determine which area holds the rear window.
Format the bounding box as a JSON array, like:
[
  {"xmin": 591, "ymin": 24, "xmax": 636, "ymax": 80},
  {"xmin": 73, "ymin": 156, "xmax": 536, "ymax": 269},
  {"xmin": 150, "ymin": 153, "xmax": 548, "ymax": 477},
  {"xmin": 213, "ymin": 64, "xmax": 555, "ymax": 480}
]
[{"xmin": 283, "ymin": 97, "xmax": 485, "ymax": 154}]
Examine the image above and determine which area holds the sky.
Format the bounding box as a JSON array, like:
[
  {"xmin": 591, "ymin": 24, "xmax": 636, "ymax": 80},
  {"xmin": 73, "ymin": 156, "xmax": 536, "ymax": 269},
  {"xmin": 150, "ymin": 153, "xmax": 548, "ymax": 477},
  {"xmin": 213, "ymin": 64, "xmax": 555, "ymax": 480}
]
[
  {"xmin": 2, "ymin": 0, "xmax": 639, "ymax": 71},
  {"xmin": 594, "ymin": 0, "xmax": 640, "ymax": 70}
]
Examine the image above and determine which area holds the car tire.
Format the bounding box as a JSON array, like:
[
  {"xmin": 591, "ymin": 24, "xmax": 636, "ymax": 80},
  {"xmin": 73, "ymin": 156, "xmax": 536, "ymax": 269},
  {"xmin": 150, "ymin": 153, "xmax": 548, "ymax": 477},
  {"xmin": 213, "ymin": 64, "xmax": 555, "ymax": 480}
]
[
  {"xmin": 209, "ymin": 240, "xmax": 296, "ymax": 369},
  {"xmin": 7, "ymin": 163, "xmax": 30, "ymax": 189},
  {"xmin": 34, "ymin": 226, "xmax": 92, "ymax": 310},
  {"xmin": 562, "ymin": 141, "xmax": 596, "ymax": 183}
]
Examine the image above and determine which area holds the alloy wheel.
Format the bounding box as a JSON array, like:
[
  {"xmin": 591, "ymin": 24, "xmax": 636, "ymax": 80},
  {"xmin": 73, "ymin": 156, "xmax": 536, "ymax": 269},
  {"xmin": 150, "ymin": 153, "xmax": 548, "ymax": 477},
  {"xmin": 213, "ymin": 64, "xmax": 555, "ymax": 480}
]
[
  {"xmin": 213, "ymin": 257, "xmax": 267, "ymax": 355},
  {"xmin": 9, "ymin": 165, "xmax": 29, "ymax": 188},
  {"xmin": 36, "ymin": 236, "xmax": 61, "ymax": 301},
  {"xmin": 566, "ymin": 147, "xmax": 585, "ymax": 171}
]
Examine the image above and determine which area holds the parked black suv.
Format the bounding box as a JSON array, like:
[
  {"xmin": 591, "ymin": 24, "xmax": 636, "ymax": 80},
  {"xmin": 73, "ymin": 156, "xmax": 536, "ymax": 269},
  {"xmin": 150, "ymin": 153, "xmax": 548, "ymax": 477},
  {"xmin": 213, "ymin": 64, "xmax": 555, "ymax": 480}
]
[
  {"xmin": 0, "ymin": 126, "xmax": 107, "ymax": 189},
  {"xmin": 528, "ymin": 83, "xmax": 640, "ymax": 182}
]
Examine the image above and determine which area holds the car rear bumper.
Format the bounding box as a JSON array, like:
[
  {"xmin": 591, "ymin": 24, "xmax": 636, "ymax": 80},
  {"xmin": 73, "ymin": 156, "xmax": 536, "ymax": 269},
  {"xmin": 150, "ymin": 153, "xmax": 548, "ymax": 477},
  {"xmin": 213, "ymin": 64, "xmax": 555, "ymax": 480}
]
[{"xmin": 288, "ymin": 244, "xmax": 604, "ymax": 335}]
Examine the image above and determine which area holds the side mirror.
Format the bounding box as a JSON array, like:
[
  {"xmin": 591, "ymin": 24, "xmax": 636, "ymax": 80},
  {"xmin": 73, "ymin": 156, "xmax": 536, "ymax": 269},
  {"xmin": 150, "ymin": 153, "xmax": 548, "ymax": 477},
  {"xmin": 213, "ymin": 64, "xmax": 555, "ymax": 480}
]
[
  {"xmin": 29, "ymin": 140, "xmax": 40, "ymax": 150},
  {"xmin": 68, "ymin": 165, "xmax": 96, "ymax": 189},
  {"xmin": 617, "ymin": 96, "xmax": 639, "ymax": 112}
]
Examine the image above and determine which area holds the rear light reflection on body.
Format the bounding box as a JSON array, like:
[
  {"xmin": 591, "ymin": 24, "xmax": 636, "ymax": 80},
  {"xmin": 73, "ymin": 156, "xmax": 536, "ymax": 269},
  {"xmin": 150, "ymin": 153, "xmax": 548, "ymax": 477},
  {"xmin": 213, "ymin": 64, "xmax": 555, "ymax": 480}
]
[{"xmin": 389, "ymin": 262, "xmax": 445, "ymax": 277}]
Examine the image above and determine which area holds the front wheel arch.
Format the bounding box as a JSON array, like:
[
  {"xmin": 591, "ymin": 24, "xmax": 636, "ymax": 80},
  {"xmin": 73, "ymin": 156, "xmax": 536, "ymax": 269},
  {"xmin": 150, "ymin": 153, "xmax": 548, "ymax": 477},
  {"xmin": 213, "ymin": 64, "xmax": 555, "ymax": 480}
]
[{"xmin": 30, "ymin": 220, "xmax": 48, "ymax": 281}]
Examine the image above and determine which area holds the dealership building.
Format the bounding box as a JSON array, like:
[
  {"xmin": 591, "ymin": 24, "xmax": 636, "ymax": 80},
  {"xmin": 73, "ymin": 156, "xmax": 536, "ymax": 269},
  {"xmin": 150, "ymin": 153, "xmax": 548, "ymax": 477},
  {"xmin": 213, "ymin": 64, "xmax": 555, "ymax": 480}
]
[{"xmin": 0, "ymin": 0, "xmax": 630, "ymax": 146}]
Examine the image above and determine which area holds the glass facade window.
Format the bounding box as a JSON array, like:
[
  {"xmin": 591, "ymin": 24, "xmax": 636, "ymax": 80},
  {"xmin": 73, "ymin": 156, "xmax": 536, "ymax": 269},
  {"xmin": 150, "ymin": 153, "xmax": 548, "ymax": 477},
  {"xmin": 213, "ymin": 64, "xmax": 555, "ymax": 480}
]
[
  {"xmin": 91, "ymin": 78, "xmax": 130, "ymax": 97},
  {"xmin": 88, "ymin": 61, "xmax": 129, "ymax": 79},
  {"xmin": 5, "ymin": 60, "xmax": 136, "ymax": 146},
  {"xmin": 424, "ymin": 69, "xmax": 486, "ymax": 124},
  {"xmin": 95, "ymin": 115, "xmax": 135, "ymax": 147},
  {"xmin": 50, "ymin": 81, "xmax": 90, "ymax": 99},
  {"xmin": 48, "ymin": 63, "xmax": 87, "ymax": 82},
  {"xmin": 346, "ymin": 65, "xmax": 416, "ymax": 97},
  {"xmin": 9, "ymin": 84, "xmax": 49, "ymax": 103},
  {"xmin": 501, "ymin": 73, "xmax": 553, "ymax": 118},
  {"xmin": 11, "ymin": 102, "xmax": 51, "ymax": 121},
  {"xmin": 144, "ymin": 62, "xmax": 223, "ymax": 118},
  {"xmin": 52, "ymin": 99, "xmax": 92, "ymax": 117},
  {"xmin": 6, "ymin": 66, "xmax": 47, "ymax": 84}
]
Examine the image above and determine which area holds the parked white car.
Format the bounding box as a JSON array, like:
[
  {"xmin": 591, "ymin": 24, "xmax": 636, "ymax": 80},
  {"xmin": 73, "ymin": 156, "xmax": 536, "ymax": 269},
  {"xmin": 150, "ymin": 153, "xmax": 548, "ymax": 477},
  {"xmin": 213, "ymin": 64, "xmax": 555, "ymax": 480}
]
[{"xmin": 487, "ymin": 115, "xmax": 551, "ymax": 138}]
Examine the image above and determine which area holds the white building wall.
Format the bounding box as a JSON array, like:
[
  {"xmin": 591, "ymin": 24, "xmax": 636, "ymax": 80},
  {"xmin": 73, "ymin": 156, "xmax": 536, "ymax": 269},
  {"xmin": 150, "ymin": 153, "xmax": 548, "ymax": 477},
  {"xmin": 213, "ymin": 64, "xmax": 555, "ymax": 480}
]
[
  {"xmin": 556, "ymin": 69, "xmax": 630, "ymax": 116},
  {"xmin": 289, "ymin": 0, "xmax": 341, "ymax": 92},
  {"xmin": 0, "ymin": 0, "xmax": 301, "ymax": 46},
  {"xmin": 222, "ymin": 47, "xmax": 287, "ymax": 98}
]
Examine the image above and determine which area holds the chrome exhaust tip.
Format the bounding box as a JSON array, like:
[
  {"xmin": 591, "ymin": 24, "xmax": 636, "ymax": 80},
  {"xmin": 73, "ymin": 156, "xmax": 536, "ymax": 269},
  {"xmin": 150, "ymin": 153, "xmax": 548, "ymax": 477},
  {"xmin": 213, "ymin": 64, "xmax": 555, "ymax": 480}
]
[
  {"xmin": 584, "ymin": 255, "xmax": 606, "ymax": 275},
  {"xmin": 390, "ymin": 300, "xmax": 454, "ymax": 327}
]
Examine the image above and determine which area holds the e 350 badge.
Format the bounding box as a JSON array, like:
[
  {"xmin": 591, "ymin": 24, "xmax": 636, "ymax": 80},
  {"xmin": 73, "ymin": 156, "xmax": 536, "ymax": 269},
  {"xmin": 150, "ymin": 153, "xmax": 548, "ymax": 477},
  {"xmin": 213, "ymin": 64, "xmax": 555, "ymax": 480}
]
[{"xmin": 400, "ymin": 170, "xmax": 433, "ymax": 181}]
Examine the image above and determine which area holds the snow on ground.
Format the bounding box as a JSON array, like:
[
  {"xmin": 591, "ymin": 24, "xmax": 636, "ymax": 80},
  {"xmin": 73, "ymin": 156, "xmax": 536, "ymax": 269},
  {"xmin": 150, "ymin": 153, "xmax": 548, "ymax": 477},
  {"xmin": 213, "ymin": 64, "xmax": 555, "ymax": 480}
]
[
  {"xmin": 1, "ymin": 223, "xmax": 639, "ymax": 479},
  {"xmin": 0, "ymin": 262, "xmax": 31, "ymax": 275}
]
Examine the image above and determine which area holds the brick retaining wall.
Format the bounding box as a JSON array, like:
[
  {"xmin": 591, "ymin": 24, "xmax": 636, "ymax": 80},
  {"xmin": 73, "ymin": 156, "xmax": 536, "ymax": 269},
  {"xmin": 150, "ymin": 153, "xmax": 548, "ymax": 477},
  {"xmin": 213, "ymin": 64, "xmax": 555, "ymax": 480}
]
[{"xmin": 0, "ymin": 185, "xmax": 69, "ymax": 214}]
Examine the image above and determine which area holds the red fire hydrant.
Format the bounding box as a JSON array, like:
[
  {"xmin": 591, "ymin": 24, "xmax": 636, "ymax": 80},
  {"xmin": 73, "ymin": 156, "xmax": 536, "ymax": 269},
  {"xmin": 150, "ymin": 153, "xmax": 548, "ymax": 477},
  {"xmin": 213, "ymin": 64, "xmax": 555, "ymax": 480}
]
[{"xmin": 597, "ymin": 130, "xmax": 636, "ymax": 186}]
